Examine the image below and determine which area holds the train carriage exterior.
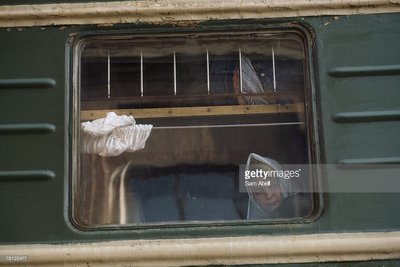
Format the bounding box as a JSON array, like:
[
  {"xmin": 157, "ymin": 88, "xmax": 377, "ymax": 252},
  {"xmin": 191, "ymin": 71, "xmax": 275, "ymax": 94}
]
[{"xmin": 0, "ymin": 0, "xmax": 400, "ymax": 266}]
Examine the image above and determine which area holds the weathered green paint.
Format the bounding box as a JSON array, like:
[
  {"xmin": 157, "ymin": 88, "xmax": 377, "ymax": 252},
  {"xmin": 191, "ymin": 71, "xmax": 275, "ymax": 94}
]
[{"xmin": 0, "ymin": 13, "xmax": 399, "ymax": 245}]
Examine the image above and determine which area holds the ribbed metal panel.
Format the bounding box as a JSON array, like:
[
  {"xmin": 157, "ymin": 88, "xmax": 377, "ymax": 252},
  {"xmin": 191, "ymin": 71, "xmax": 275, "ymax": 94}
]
[{"xmin": 0, "ymin": 78, "xmax": 56, "ymax": 89}]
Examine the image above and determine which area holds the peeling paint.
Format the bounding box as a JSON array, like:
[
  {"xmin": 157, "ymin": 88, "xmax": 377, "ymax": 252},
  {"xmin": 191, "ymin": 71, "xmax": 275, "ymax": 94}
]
[
  {"xmin": 97, "ymin": 23, "xmax": 114, "ymax": 27},
  {"xmin": 0, "ymin": 232, "xmax": 399, "ymax": 266},
  {"xmin": 0, "ymin": 0, "xmax": 398, "ymax": 28}
]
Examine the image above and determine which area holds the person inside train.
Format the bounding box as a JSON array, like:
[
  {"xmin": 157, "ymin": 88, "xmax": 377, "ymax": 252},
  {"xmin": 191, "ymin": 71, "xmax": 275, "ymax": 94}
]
[{"xmin": 245, "ymin": 153, "xmax": 311, "ymax": 220}]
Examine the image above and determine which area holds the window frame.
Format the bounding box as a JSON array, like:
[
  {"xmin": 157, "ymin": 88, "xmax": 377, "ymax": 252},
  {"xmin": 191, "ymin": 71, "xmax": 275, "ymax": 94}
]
[{"xmin": 69, "ymin": 23, "xmax": 323, "ymax": 231}]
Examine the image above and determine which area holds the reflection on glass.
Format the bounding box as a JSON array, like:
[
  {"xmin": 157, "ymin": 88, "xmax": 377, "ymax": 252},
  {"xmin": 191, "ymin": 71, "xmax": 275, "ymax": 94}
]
[{"xmin": 76, "ymin": 33, "xmax": 314, "ymax": 227}]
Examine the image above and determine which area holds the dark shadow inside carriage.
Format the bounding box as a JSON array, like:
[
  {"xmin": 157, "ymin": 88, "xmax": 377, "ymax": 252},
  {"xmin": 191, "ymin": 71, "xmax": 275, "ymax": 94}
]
[
  {"xmin": 129, "ymin": 114, "xmax": 310, "ymax": 223},
  {"xmin": 79, "ymin": 113, "xmax": 312, "ymax": 225}
]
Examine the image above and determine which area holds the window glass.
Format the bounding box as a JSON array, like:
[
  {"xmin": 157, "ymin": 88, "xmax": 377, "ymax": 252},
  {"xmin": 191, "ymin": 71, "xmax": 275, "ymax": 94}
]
[{"xmin": 75, "ymin": 32, "xmax": 315, "ymax": 227}]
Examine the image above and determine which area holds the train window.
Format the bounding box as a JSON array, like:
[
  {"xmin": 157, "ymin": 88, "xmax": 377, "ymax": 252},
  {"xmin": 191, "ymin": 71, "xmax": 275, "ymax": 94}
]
[{"xmin": 73, "ymin": 32, "xmax": 316, "ymax": 227}]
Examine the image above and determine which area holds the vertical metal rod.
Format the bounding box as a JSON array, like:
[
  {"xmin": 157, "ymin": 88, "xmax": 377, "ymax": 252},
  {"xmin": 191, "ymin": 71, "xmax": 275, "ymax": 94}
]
[
  {"xmin": 272, "ymin": 46, "xmax": 277, "ymax": 92},
  {"xmin": 239, "ymin": 47, "xmax": 243, "ymax": 93},
  {"xmin": 107, "ymin": 51, "xmax": 111, "ymax": 98},
  {"xmin": 206, "ymin": 49, "xmax": 210, "ymax": 95},
  {"xmin": 173, "ymin": 51, "xmax": 177, "ymax": 96},
  {"xmin": 140, "ymin": 51, "xmax": 144, "ymax": 97}
]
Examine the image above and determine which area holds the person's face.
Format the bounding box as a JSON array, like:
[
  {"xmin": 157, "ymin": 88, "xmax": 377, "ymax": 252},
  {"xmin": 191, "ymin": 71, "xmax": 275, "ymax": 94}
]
[{"xmin": 253, "ymin": 184, "xmax": 282, "ymax": 213}]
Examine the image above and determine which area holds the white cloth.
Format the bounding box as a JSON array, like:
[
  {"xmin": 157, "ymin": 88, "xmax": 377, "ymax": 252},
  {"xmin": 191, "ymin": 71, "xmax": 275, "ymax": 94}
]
[
  {"xmin": 81, "ymin": 112, "xmax": 136, "ymax": 137},
  {"xmin": 81, "ymin": 112, "xmax": 153, "ymax": 157}
]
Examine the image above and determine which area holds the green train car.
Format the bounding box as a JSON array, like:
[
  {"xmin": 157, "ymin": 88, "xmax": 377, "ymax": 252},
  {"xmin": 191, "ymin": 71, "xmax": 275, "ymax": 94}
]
[{"xmin": 0, "ymin": 0, "xmax": 400, "ymax": 266}]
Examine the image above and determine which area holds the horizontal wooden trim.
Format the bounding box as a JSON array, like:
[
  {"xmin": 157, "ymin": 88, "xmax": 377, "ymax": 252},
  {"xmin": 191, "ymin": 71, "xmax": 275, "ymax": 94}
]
[
  {"xmin": 0, "ymin": 0, "xmax": 400, "ymax": 28},
  {"xmin": 81, "ymin": 103, "xmax": 304, "ymax": 120},
  {"xmin": 81, "ymin": 92, "xmax": 303, "ymax": 110},
  {"xmin": 0, "ymin": 231, "xmax": 400, "ymax": 266}
]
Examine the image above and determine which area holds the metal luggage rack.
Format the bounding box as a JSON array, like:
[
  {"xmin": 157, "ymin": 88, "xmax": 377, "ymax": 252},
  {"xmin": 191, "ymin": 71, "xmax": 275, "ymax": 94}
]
[{"xmin": 81, "ymin": 46, "xmax": 305, "ymax": 121}]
